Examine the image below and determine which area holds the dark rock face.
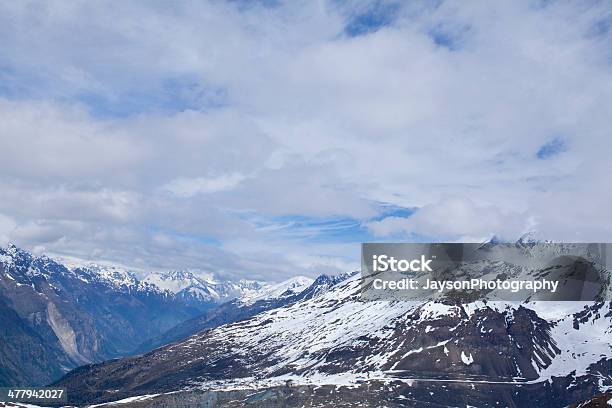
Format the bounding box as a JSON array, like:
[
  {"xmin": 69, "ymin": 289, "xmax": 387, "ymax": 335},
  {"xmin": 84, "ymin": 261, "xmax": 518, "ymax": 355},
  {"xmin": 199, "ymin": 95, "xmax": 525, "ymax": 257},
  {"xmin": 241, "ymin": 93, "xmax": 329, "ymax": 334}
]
[
  {"xmin": 0, "ymin": 296, "xmax": 71, "ymax": 386},
  {"xmin": 0, "ymin": 245, "xmax": 202, "ymax": 386},
  {"xmin": 310, "ymin": 304, "xmax": 560, "ymax": 381}
]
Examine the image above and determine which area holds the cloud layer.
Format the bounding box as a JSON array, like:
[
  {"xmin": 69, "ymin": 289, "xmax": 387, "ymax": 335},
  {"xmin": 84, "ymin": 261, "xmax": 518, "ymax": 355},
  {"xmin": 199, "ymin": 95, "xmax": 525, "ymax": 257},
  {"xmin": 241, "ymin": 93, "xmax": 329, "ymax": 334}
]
[{"xmin": 0, "ymin": 0, "xmax": 611, "ymax": 280}]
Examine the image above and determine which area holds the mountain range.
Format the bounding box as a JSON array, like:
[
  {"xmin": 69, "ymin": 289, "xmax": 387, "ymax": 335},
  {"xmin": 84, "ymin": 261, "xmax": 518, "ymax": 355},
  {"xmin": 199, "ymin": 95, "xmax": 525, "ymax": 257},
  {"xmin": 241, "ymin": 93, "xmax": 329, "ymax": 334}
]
[
  {"xmin": 0, "ymin": 244, "xmax": 309, "ymax": 387},
  {"xmin": 2, "ymin": 240, "xmax": 610, "ymax": 407},
  {"xmin": 142, "ymin": 270, "xmax": 268, "ymax": 310},
  {"xmin": 54, "ymin": 240, "xmax": 612, "ymax": 407}
]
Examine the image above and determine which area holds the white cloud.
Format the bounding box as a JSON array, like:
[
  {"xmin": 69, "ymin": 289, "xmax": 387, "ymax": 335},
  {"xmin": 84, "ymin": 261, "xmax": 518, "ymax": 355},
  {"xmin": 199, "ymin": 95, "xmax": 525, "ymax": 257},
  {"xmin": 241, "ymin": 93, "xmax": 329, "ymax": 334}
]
[
  {"xmin": 163, "ymin": 173, "xmax": 247, "ymax": 197},
  {"xmin": 0, "ymin": 1, "xmax": 611, "ymax": 280},
  {"xmin": 366, "ymin": 197, "xmax": 530, "ymax": 241}
]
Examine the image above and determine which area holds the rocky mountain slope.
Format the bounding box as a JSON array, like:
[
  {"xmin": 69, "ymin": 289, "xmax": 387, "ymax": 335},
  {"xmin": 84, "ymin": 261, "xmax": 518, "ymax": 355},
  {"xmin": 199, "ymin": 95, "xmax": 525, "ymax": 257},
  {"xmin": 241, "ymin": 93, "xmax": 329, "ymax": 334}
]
[
  {"xmin": 0, "ymin": 244, "xmax": 331, "ymax": 388},
  {"xmin": 0, "ymin": 244, "xmax": 204, "ymax": 386},
  {"xmin": 0, "ymin": 295, "xmax": 71, "ymax": 386},
  {"xmin": 135, "ymin": 274, "xmax": 345, "ymax": 353},
  {"xmin": 55, "ymin": 263, "xmax": 612, "ymax": 407}
]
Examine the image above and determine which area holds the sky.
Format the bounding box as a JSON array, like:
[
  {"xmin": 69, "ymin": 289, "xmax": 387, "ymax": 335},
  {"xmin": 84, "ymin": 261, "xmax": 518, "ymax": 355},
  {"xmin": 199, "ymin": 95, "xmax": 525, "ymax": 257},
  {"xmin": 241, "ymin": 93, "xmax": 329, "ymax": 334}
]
[{"xmin": 0, "ymin": 0, "xmax": 611, "ymax": 282}]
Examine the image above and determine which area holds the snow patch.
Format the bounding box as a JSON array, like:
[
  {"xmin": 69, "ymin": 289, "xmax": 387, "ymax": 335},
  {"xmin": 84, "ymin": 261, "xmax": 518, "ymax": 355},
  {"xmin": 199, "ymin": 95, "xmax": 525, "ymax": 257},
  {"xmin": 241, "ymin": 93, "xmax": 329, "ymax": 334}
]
[{"xmin": 461, "ymin": 351, "xmax": 474, "ymax": 365}]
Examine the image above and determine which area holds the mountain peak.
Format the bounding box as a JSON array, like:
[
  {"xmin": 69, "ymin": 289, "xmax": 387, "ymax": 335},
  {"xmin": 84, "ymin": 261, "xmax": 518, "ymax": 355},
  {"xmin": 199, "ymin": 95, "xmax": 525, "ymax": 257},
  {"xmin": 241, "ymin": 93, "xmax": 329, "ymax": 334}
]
[
  {"xmin": 516, "ymin": 231, "xmax": 554, "ymax": 245},
  {"xmin": 517, "ymin": 231, "xmax": 539, "ymax": 244},
  {"xmin": 142, "ymin": 270, "xmax": 262, "ymax": 306},
  {"xmin": 478, "ymin": 232, "xmax": 553, "ymax": 246},
  {"xmin": 487, "ymin": 234, "xmax": 503, "ymax": 244},
  {"xmin": 2, "ymin": 242, "xmax": 29, "ymax": 257},
  {"xmin": 1, "ymin": 244, "xmax": 35, "ymax": 273},
  {"xmin": 73, "ymin": 263, "xmax": 142, "ymax": 291},
  {"xmin": 239, "ymin": 275, "xmax": 314, "ymax": 305},
  {"xmin": 161, "ymin": 270, "xmax": 198, "ymax": 280}
]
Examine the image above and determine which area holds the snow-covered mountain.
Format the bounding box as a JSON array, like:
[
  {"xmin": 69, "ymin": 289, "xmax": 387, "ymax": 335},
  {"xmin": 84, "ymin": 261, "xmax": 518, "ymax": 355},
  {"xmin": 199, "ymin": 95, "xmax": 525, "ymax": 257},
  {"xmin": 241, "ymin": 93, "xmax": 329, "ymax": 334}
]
[
  {"xmin": 56, "ymin": 242, "xmax": 612, "ymax": 407},
  {"xmin": 61, "ymin": 256, "xmax": 311, "ymax": 310},
  {"xmin": 143, "ymin": 270, "xmax": 266, "ymax": 307},
  {"xmin": 136, "ymin": 274, "xmax": 337, "ymax": 354},
  {"xmin": 239, "ymin": 275, "xmax": 313, "ymax": 305},
  {"xmin": 71, "ymin": 263, "xmax": 170, "ymax": 297},
  {"xmin": 0, "ymin": 245, "xmax": 201, "ymax": 386},
  {"xmin": 0, "ymin": 243, "xmax": 323, "ymax": 387}
]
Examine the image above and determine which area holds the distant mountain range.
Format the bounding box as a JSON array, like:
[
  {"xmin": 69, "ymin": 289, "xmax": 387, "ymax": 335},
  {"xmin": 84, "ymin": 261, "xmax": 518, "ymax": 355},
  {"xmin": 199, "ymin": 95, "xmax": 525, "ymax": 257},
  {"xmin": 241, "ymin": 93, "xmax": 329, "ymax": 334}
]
[
  {"xmin": 142, "ymin": 270, "xmax": 268, "ymax": 309},
  {"xmin": 53, "ymin": 239, "xmax": 612, "ymax": 407},
  {"xmin": 0, "ymin": 244, "xmax": 314, "ymax": 387}
]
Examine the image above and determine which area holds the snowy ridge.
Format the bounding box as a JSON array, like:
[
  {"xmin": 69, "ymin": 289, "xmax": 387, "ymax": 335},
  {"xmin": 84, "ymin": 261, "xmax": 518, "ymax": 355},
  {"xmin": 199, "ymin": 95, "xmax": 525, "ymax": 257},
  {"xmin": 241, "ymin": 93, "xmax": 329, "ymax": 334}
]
[
  {"xmin": 239, "ymin": 276, "xmax": 314, "ymax": 305},
  {"xmin": 0, "ymin": 244, "xmax": 165, "ymax": 297},
  {"xmin": 73, "ymin": 264, "xmax": 167, "ymax": 295},
  {"xmin": 535, "ymin": 301, "xmax": 612, "ymax": 380},
  {"xmin": 0, "ymin": 244, "xmax": 288, "ymax": 306},
  {"xmin": 148, "ymin": 273, "xmax": 611, "ymax": 389},
  {"xmin": 143, "ymin": 270, "xmax": 266, "ymax": 304}
]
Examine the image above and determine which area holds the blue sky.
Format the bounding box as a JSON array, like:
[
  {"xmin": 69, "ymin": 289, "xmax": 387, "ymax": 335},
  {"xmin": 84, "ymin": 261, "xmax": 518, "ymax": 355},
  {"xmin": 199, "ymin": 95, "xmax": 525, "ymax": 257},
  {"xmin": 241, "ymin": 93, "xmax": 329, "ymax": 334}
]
[
  {"xmin": 0, "ymin": 0, "xmax": 611, "ymax": 281},
  {"xmin": 536, "ymin": 137, "xmax": 567, "ymax": 160}
]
